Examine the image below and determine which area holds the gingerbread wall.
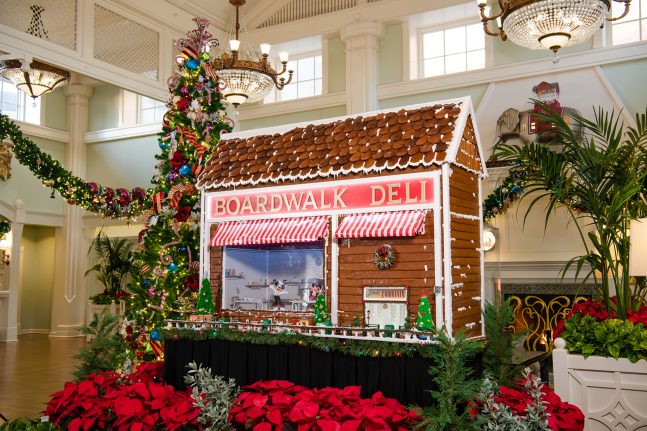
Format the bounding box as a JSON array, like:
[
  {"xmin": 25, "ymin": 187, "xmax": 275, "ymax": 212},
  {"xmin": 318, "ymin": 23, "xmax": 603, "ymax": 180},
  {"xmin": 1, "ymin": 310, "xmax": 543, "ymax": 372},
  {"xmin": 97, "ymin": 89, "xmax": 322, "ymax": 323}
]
[{"xmin": 336, "ymin": 213, "xmax": 437, "ymax": 325}]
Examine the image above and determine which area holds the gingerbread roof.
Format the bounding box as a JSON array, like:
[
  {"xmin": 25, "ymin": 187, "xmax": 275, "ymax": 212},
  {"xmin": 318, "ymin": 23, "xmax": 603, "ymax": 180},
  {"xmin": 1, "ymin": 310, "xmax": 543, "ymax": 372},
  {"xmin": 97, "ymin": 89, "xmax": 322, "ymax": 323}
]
[{"xmin": 197, "ymin": 97, "xmax": 485, "ymax": 190}]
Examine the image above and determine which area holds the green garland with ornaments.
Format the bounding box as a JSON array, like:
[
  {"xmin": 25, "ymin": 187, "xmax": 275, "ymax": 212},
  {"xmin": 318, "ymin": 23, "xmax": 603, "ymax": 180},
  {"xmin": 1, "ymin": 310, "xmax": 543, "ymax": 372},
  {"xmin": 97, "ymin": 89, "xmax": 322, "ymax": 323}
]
[
  {"xmin": 482, "ymin": 168, "xmax": 528, "ymax": 222},
  {"xmin": 0, "ymin": 114, "xmax": 149, "ymax": 219},
  {"xmin": 0, "ymin": 219, "xmax": 9, "ymax": 240},
  {"xmin": 161, "ymin": 327, "xmax": 462, "ymax": 359}
]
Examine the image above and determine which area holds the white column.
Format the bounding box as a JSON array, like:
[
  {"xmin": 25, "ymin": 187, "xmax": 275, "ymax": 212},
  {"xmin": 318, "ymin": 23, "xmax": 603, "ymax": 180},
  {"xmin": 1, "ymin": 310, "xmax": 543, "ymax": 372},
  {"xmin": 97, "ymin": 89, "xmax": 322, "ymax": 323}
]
[
  {"xmin": 49, "ymin": 80, "xmax": 93, "ymax": 337},
  {"xmin": 0, "ymin": 200, "xmax": 25, "ymax": 341},
  {"xmin": 339, "ymin": 21, "xmax": 383, "ymax": 115}
]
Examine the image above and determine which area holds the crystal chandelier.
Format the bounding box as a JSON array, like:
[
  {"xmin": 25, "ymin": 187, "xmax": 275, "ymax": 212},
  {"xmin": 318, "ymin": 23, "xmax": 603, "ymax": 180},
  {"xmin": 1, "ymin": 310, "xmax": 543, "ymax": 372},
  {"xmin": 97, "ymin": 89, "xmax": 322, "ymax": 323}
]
[
  {"xmin": 211, "ymin": 0, "xmax": 293, "ymax": 107},
  {"xmin": 0, "ymin": 5, "xmax": 70, "ymax": 98},
  {"xmin": 477, "ymin": 0, "xmax": 632, "ymax": 56}
]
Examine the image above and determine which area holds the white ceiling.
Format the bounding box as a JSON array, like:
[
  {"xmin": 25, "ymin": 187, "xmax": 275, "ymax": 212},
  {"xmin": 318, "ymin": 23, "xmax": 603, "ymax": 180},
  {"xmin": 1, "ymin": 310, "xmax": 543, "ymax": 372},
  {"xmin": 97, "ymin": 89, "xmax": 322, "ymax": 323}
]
[{"xmin": 163, "ymin": 0, "xmax": 283, "ymax": 31}]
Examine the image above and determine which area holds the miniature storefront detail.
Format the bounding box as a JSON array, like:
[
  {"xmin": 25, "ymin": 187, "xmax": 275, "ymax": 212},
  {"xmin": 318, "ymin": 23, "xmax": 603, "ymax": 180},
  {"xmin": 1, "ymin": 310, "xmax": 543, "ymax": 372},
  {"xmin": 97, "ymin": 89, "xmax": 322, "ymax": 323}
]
[{"xmin": 197, "ymin": 96, "xmax": 487, "ymax": 336}]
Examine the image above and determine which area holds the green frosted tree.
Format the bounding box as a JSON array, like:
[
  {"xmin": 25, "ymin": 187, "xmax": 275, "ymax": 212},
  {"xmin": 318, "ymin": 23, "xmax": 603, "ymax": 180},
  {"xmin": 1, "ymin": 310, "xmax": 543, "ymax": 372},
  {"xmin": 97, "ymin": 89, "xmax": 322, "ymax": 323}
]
[
  {"xmin": 313, "ymin": 294, "xmax": 329, "ymax": 324},
  {"xmin": 196, "ymin": 279, "xmax": 215, "ymax": 315},
  {"xmin": 416, "ymin": 291, "xmax": 433, "ymax": 331}
]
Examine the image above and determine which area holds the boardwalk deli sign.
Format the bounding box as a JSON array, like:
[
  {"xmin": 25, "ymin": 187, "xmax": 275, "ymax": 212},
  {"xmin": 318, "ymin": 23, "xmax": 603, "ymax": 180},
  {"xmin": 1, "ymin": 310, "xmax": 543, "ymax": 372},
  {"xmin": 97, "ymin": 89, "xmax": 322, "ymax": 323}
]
[{"xmin": 204, "ymin": 172, "xmax": 440, "ymax": 221}]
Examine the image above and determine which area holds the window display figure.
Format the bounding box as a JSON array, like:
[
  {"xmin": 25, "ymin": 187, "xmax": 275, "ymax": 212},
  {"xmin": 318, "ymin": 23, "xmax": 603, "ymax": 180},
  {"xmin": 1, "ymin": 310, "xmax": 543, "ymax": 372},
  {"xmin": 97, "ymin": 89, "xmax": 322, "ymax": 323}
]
[
  {"xmin": 270, "ymin": 280, "xmax": 287, "ymax": 309},
  {"xmin": 309, "ymin": 282, "xmax": 322, "ymax": 302}
]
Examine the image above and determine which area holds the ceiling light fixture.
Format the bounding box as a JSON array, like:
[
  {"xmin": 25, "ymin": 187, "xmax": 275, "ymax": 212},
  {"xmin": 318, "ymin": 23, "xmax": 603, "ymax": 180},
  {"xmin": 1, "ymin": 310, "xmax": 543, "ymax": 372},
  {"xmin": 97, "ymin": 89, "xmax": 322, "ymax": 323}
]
[
  {"xmin": 210, "ymin": 0, "xmax": 293, "ymax": 107},
  {"xmin": 0, "ymin": 5, "xmax": 70, "ymax": 98},
  {"xmin": 477, "ymin": 0, "xmax": 631, "ymax": 58}
]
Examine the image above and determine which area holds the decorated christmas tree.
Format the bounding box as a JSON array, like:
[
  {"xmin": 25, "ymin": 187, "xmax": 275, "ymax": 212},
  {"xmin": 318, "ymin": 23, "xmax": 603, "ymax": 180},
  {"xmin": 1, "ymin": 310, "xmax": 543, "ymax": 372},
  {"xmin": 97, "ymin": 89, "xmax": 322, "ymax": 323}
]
[
  {"xmin": 313, "ymin": 294, "xmax": 329, "ymax": 324},
  {"xmin": 415, "ymin": 292, "xmax": 433, "ymax": 331},
  {"xmin": 196, "ymin": 279, "xmax": 215, "ymax": 315},
  {"xmin": 126, "ymin": 18, "xmax": 231, "ymax": 349}
]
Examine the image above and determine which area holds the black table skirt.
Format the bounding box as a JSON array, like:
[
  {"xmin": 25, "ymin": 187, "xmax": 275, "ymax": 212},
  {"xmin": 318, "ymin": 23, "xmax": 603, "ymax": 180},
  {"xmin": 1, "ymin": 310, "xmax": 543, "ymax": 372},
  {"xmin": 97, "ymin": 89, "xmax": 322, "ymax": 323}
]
[{"xmin": 164, "ymin": 338, "xmax": 438, "ymax": 405}]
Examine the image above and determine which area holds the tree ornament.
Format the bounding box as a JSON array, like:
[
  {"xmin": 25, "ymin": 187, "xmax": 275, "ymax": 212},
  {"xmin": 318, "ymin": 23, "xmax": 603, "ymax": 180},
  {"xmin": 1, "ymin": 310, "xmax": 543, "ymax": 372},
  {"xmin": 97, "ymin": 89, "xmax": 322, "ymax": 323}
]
[
  {"xmin": 415, "ymin": 292, "xmax": 433, "ymax": 331},
  {"xmin": 195, "ymin": 279, "xmax": 215, "ymax": 315},
  {"xmin": 373, "ymin": 244, "xmax": 396, "ymax": 270},
  {"xmin": 168, "ymin": 263, "xmax": 178, "ymax": 272},
  {"xmin": 313, "ymin": 294, "xmax": 329, "ymax": 324},
  {"xmin": 179, "ymin": 164, "xmax": 192, "ymax": 176}
]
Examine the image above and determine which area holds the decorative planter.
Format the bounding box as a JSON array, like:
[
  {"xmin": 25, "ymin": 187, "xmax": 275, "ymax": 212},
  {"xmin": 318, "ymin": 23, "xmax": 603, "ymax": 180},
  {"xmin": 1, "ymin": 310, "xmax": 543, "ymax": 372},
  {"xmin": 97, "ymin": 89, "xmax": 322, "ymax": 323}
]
[
  {"xmin": 86, "ymin": 300, "xmax": 126, "ymax": 341},
  {"xmin": 553, "ymin": 337, "xmax": 647, "ymax": 430}
]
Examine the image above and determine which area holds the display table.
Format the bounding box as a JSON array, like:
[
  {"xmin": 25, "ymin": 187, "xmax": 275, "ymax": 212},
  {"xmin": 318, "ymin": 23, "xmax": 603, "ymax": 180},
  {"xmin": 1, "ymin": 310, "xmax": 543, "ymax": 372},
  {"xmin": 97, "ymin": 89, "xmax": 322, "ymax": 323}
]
[{"xmin": 164, "ymin": 337, "xmax": 440, "ymax": 405}]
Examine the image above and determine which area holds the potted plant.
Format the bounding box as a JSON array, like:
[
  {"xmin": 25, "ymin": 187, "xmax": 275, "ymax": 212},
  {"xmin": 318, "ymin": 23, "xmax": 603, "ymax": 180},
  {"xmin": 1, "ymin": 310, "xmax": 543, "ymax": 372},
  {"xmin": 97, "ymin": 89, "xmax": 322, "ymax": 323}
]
[
  {"xmin": 85, "ymin": 232, "xmax": 134, "ymax": 320},
  {"xmin": 494, "ymin": 105, "xmax": 647, "ymax": 428}
]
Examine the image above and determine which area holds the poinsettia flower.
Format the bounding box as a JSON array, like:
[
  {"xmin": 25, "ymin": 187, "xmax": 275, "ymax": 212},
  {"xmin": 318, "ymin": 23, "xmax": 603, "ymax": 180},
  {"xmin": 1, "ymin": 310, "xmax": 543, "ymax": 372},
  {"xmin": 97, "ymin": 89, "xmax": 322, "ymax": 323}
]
[
  {"xmin": 253, "ymin": 422, "xmax": 273, "ymax": 431},
  {"xmin": 317, "ymin": 418, "xmax": 342, "ymax": 431}
]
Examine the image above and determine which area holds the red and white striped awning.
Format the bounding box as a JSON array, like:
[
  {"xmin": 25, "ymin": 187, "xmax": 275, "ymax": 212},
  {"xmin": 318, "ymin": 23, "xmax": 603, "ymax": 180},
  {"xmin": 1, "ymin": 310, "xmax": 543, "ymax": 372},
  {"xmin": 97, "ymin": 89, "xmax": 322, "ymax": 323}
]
[
  {"xmin": 211, "ymin": 216, "xmax": 329, "ymax": 247},
  {"xmin": 336, "ymin": 210, "xmax": 426, "ymax": 238}
]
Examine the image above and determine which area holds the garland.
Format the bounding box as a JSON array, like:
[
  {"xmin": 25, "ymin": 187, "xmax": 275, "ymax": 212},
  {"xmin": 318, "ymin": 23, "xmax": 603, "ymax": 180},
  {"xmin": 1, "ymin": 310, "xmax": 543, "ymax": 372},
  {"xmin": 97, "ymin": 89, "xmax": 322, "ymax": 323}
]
[
  {"xmin": 0, "ymin": 219, "xmax": 9, "ymax": 240},
  {"xmin": 0, "ymin": 115, "xmax": 149, "ymax": 219},
  {"xmin": 161, "ymin": 327, "xmax": 462, "ymax": 359},
  {"xmin": 482, "ymin": 168, "xmax": 527, "ymax": 222},
  {"xmin": 374, "ymin": 244, "xmax": 395, "ymax": 270}
]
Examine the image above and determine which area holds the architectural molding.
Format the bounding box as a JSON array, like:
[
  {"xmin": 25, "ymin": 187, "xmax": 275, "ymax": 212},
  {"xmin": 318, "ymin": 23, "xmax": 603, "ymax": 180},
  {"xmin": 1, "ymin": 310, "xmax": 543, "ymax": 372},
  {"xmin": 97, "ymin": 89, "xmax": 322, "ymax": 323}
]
[
  {"xmin": 13, "ymin": 121, "xmax": 70, "ymax": 143},
  {"xmin": 237, "ymin": 91, "xmax": 346, "ymax": 121},
  {"xmin": 377, "ymin": 42, "xmax": 647, "ymax": 102},
  {"xmin": 84, "ymin": 122, "xmax": 161, "ymax": 143}
]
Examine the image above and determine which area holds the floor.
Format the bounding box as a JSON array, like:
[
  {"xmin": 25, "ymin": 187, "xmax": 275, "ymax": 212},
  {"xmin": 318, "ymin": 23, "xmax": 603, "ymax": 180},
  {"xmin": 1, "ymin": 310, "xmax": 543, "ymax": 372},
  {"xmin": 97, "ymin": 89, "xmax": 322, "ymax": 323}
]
[{"xmin": 0, "ymin": 334, "xmax": 85, "ymax": 421}]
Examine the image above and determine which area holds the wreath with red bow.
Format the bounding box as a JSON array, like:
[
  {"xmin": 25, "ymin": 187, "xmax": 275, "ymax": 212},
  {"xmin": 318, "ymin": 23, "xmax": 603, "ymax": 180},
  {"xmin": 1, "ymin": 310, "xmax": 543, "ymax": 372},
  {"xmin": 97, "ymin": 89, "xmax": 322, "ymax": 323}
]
[{"xmin": 374, "ymin": 244, "xmax": 395, "ymax": 270}]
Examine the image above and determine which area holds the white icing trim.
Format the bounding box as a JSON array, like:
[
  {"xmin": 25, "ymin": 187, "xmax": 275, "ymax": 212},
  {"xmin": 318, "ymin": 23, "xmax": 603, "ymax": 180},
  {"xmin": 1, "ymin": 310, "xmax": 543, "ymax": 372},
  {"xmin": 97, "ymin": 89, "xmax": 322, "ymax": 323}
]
[
  {"xmin": 450, "ymin": 212, "xmax": 481, "ymax": 221},
  {"xmin": 442, "ymin": 164, "xmax": 453, "ymax": 335}
]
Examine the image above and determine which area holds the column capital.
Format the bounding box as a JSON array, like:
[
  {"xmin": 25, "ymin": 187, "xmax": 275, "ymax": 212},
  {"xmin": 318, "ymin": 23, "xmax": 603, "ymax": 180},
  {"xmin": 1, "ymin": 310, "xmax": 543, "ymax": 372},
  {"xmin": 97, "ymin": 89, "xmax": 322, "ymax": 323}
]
[
  {"xmin": 340, "ymin": 21, "xmax": 384, "ymax": 44},
  {"xmin": 62, "ymin": 82, "xmax": 94, "ymax": 99}
]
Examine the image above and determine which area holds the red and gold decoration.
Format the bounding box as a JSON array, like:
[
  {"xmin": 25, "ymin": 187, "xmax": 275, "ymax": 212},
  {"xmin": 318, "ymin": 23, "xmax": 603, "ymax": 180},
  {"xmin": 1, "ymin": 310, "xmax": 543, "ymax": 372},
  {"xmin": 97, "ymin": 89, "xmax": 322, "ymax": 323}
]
[{"xmin": 374, "ymin": 244, "xmax": 396, "ymax": 270}]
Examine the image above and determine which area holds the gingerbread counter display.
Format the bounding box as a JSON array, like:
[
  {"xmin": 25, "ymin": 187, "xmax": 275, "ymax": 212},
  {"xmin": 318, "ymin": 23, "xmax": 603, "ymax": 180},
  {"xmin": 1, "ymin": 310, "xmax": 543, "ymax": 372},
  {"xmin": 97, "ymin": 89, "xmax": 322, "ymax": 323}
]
[{"xmin": 195, "ymin": 96, "xmax": 487, "ymax": 336}]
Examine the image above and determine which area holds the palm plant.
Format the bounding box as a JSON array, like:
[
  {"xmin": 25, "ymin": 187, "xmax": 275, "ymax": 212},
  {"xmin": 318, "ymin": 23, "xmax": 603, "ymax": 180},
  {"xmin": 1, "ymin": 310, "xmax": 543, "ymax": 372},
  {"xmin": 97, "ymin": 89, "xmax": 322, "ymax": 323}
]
[
  {"xmin": 86, "ymin": 231, "xmax": 134, "ymax": 300},
  {"xmin": 495, "ymin": 104, "xmax": 647, "ymax": 319}
]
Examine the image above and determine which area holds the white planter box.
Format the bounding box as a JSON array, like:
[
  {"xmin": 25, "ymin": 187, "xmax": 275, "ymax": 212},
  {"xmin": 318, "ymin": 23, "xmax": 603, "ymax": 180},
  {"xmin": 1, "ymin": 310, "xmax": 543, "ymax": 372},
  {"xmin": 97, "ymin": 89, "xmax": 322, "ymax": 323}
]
[
  {"xmin": 86, "ymin": 301, "xmax": 126, "ymax": 341},
  {"xmin": 553, "ymin": 337, "xmax": 647, "ymax": 430}
]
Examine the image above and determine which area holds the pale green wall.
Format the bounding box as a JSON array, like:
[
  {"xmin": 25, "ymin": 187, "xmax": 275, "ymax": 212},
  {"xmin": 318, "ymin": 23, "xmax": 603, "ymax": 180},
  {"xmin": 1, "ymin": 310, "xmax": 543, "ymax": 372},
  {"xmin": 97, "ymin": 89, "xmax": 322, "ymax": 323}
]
[
  {"xmin": 0, "ymin": 136, "xmax": 66, "ymax": 214},
  {"xmin": 20, "ymin": 225, "xmax": 56, "ymax": 331},
  {"xmin": 379, "ymin": 23, "xmax": 403, "ymax": 85},
  {"xmin": 88, "ymin": 85, "xmax": 121, "ymax": 132},
  {"xmin": 492, "ymin": 38, "xmax": 594, "ymax": 66},
  {"xmin": 327, "ymin": 36, "xmax": 346, "ymax": 93},
  {"xmin": 42, "ymin": 88, "xmax": 68, "ymax": 131},
  {"xmin": 601, "ymin": 59, "xmax": 647, "ymax": 116},
  {"xmin": 378, "ymin": 83, "xmax": 488, "ymax": 110},
  {"xmin": 239, "ymin": 105, "xmax": 347, "ymax": 131},
  {"xmin": 86, "ymin": 136, "xmax": 158, "ymax": 188}
]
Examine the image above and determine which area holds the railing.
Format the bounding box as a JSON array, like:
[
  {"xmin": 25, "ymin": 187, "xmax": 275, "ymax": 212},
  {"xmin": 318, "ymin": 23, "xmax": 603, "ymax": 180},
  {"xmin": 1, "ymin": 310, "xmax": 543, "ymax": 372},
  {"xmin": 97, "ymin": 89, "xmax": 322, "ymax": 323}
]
[{"xmin": 165, "ymin": 319, "xmax": 443, "ymax": 344}]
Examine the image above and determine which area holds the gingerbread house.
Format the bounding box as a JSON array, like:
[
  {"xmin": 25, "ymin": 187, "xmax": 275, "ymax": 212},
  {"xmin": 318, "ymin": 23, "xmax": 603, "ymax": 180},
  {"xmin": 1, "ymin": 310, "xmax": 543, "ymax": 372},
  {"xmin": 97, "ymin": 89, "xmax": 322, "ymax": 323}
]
[{"xmin": 197, "ymin": 96, "xmax": 486, "ymax": 335}]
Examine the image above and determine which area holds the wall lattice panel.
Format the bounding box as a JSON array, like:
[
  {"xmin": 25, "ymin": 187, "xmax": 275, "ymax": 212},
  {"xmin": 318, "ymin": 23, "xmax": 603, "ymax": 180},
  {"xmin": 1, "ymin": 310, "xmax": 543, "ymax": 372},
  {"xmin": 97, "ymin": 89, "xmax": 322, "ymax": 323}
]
[
  {"xmin": 0, "ymin": 0, "xmax": 77, "ymax": 50},
  {"xmin": 93, "ymin": 4, "xmax": 159, "ymax": 81}
]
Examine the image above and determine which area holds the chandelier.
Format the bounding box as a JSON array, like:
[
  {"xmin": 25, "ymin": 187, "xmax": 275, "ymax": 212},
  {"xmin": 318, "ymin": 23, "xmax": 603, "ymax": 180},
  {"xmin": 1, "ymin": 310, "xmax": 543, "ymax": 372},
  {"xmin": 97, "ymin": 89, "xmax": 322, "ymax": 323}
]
[
  {"xmin": 210, "ymin": 0, "xmax": 293, "ymax": 107},
  {"xmin": 0, "ymin": 5, "xmax": 69, "ymax": 98},
  {"xmin": 0, "ymin": 58, "xmax": 70, "ymax": 99},
  {"xmin": 477, "ymin": 0, "xmax": 632, "ymax": 56}
]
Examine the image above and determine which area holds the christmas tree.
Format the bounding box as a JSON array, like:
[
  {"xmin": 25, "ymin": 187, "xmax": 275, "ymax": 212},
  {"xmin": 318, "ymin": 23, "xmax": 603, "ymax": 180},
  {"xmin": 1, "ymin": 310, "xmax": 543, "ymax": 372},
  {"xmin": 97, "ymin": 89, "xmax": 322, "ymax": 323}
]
[
  {"xmin": 415, "ymin": 292, "xmax": 433, "ymax": 331},
  {"xmin": 313, "ymin": 294, "xmax": 329, "ymax": 324},
  {"xmin": 196, "ymin": 279, "xmax": 215, "ymax": 315},
  {"xmin": 126, "ymin": 18, "xmax": 231, "ymax": 348}
]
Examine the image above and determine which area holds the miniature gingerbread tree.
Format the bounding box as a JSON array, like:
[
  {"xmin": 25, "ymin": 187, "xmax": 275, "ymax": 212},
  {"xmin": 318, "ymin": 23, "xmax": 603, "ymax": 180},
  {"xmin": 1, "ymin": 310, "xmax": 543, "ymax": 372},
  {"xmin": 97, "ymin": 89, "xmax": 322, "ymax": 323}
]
[
  {"xmin": 196, "ymin": 279, "xmax": 215, "ymax": 315},
  {"xmin": 415, "ymin": 292, "xmax": 433, "ymax": 331},
  {"xmin": 313, "ymin": 294, "xmax": 329, "ymax": 324}
]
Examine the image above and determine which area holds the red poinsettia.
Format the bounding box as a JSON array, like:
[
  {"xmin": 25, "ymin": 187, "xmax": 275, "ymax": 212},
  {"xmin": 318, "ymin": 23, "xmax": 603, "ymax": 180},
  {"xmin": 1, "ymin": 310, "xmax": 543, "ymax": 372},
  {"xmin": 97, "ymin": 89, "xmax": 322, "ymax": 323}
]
[
  {"xmin": 229, "ymin": 380, "xmax": 418, "ymax": 431},
  {"xmin": 44, "ymin": 362, "xmax": 200, "ymax": 431},
  {"xmin": 483, "ymin": 377, "xmax": 584, "ymax": 431},
  {"xmin": 553, "ymin": 299, "xmax": 617, "ymax": 339}
]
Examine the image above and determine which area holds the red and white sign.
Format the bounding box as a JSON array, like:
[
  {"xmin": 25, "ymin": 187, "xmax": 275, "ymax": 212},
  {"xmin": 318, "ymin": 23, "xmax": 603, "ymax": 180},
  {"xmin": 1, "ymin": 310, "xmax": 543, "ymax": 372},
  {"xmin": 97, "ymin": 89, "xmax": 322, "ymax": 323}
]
[{"xmin": 205, "ymin": 172, "xmax": 438, "ymax": 221}]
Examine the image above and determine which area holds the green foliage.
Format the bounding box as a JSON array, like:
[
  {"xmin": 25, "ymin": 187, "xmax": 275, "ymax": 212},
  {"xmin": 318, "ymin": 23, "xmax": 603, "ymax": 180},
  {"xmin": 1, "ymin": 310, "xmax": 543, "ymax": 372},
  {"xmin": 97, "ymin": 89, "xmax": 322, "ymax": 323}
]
[
  {"xmin": 494, "ymin": 104, "xmax": 647, "ymax": 318},
  {"xmin": 196, "ymin": 279, "xmax": 215, "ymax": 315},
  {"xmin": 483, "ymin": 300, "xmax": 524, "ymax": 386},
  {"xmin": 85, "ymin": 231, "xmax": 134, "ymax": 298},
  {"xmin": 163, "ymin": 327, "xmax": 440, "ymax": 358},
  {"xmin": 477, "ymin": 369, "xmax": 550, "ymax": 431},
  {"xmin": 313, "ymin": 294, "xmax": 329, "ymax": 324},
  {"xmin": 0, "ymin": 419, "xmax": 58, "ymax": 431},
  {"xmin": 417, "ymin": 329, "xmax": 483, "ymax": 431},
  {"xmin": 73, "ymin": 308, "xmax": 129, "ymax": 380},
  {"xmin": 561, "ymin": 313, "xmax": 647, "ymax": 362},
  {"xmin": 416, "ymin": 293, "xmax": 433, "ymax": 331},
  {"xmin": 184, "ymin": 361, "xmax": 239, "ymax": 431}
]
